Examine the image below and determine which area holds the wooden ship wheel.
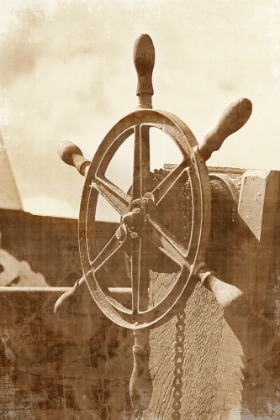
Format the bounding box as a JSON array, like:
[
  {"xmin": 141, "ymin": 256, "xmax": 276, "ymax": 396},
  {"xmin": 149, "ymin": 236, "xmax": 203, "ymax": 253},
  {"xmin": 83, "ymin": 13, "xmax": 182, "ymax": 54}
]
[{"xmin": 55, "ymin": 35, "xmax": 253, "ymax": 419}]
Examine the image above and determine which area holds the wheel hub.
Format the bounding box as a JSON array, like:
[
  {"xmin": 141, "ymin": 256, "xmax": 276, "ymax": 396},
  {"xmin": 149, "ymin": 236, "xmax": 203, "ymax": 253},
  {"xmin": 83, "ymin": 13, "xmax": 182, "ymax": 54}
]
[{"xmin": 122, "ymin": 207, "xmax": 144, "ymax": 235}]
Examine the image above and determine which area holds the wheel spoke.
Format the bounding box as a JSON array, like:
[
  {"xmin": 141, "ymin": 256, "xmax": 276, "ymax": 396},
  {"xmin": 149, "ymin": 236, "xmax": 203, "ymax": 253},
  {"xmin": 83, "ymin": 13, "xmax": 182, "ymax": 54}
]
[
  {"xmin": 144, "ymin": 216, "xmax": 189, "ymax": 268},
  {"xmin": 90, "ymin": 232, "xmax": 124, "ymax": 273},
  {"xmin": 152, "ymin": 160, "xmax": 189, "ymax": 206},
  {"xmin": 92, "ymin": 177, "xmax": 131, "ymax": 216},
  {"xmin": 132, "ymin": 125, "xmax": 150, "ymax": 200},
  {"xmin": 131, "ymin": 237, "xmax": 141, "ymax": 314}
]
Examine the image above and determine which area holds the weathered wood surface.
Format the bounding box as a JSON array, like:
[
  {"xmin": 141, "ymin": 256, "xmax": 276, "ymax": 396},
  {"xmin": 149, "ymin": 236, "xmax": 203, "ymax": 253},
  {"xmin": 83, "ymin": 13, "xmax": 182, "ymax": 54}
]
[
  {"xmin": 147, "ymin": 282, "xmax": 224, "ymax": 419},
  {"xmin": 0, "ymin": 288, "xmax": 133, "ymax": 419},
  {"xmin": 0, "ymin": 209, "xmax": 125, "ymax": 288}
]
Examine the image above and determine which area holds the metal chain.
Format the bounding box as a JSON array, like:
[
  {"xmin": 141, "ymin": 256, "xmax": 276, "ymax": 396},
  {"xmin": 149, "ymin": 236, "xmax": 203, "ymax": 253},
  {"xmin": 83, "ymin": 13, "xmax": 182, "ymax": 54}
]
[
  {"xmin": 170, "ymin": 172, "xmax": 189, "ymax": 420},
  {"xmin": 172, "ymin": 310, "xmax": 186, "ymax": 420},
  {"xmin": 133, "ymin": 310, "xmax": 186, "ymax": 420}
]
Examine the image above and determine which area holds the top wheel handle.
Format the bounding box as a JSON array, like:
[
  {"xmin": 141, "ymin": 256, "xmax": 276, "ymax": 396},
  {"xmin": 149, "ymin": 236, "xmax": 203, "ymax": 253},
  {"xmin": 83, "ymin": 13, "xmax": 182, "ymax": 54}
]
[{"xmin": 133, "ymin": 34, "xmax": 155, "ymax": 109}]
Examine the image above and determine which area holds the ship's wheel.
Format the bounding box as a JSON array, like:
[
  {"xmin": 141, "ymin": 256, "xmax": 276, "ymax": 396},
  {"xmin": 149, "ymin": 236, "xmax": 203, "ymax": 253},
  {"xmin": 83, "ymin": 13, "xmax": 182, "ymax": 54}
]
[{"xmin": 55, "ymin": 34, "xmax": 252, "ymax": 418}]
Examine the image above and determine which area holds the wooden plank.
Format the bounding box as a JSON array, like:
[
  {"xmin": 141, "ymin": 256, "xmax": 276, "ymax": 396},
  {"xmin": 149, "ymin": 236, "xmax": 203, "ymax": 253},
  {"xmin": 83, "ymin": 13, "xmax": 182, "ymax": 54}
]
[{"xmin": 237, "ymin": 170, "xmax": 279, "ymax": 309}]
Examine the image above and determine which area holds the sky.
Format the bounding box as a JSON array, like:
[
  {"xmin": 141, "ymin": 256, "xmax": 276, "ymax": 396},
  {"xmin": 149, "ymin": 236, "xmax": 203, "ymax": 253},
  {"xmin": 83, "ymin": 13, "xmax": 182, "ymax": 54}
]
[{"xmin": 0, "ymin": 0, "xmax": 280, "ymax": 219}]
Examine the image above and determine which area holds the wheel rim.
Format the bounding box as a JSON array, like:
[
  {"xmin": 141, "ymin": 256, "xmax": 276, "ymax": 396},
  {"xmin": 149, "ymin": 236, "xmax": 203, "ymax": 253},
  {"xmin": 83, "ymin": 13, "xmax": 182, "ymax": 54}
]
[{"xmin": 79, "ymin": 109, "xmax": 211, "ymax": 329}]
